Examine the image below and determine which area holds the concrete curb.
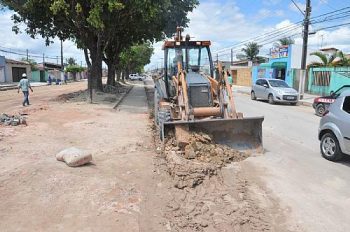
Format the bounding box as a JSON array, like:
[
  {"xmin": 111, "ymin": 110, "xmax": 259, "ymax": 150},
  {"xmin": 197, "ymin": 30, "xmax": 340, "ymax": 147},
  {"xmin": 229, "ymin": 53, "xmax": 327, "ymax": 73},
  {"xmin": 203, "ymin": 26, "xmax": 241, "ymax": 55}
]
[{"xmin": 113, "ymin": 85, "xmax": 134, "ymax": 109}]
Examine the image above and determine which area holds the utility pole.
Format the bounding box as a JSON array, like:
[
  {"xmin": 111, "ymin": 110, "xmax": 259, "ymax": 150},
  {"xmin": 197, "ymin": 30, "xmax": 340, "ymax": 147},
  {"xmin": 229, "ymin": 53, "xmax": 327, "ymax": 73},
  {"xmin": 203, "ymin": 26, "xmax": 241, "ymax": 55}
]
[
  {"xmin": 26, "ymin": 49, "xmax": 29, "ymax": 61},
  {"xmin": 42, "ymin": 53, "xmax": 45, "ymax": 65},
  {"xmin": 60, "ymin": 40, "xmax": 64, "ymax": 71},
  {"xmin": 299, "ymin": 0, "xmax": 311, "ymax": 100},
  {"xmin": 230, "ymin": 49, "xmax": 233, "ymax": 65}
]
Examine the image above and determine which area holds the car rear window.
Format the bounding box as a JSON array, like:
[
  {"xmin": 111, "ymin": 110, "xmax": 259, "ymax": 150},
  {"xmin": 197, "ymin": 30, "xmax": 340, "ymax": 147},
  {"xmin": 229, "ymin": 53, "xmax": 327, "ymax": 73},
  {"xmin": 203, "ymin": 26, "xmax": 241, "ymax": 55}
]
[{"xmin": 343, "ymin": 96, "xmax": 350, "ymax": 114}]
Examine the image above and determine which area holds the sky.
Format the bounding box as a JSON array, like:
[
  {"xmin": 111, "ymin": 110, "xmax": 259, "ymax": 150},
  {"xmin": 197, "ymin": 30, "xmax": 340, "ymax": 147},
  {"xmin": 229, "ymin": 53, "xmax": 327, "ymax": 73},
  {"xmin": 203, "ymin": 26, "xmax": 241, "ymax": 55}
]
[{"xmin": 0, "ymin": 0, "xmax": 349, "ymax": 69}]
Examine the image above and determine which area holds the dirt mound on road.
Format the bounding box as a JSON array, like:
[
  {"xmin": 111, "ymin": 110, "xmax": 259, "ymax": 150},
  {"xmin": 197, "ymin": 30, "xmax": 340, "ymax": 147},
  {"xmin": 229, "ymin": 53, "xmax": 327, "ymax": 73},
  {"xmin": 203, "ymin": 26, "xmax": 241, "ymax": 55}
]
[
  {"xmin": 162, "ymin": 132, "xmax": 274, "ymax": 231},
  {"xmin": 165, "ymin": 132, "xmax": 249, "ymax": 168}
]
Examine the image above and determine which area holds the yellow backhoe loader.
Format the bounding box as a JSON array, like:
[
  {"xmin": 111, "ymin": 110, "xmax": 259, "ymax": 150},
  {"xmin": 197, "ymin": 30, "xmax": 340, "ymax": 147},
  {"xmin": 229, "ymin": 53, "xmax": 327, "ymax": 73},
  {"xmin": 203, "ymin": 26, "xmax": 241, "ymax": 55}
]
[{"xmin": 154, "ymin": 27, "xmax": 264, "ymax": 152}]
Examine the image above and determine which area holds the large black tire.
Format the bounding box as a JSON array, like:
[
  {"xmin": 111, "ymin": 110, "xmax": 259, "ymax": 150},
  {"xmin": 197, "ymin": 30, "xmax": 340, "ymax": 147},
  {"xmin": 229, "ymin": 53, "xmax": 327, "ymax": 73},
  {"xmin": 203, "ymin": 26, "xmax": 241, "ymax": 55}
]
[
  {"xmin": 251, "ymin": 91, "xmax": 256, "ymax": 100},
  {"xmin": 290, "ymin": 102, "xmax": 297, "ymax": 106},
  {"xmin": 320, "ymin": 133, "xmax": 344, "ymax": 161},
  {"xmin": 315, "ymin": 104, "xmax": 326, "ymax": 117},
  {"xmin": 268, "ymin": 94, "xmax": 275, "ymax": 104}
]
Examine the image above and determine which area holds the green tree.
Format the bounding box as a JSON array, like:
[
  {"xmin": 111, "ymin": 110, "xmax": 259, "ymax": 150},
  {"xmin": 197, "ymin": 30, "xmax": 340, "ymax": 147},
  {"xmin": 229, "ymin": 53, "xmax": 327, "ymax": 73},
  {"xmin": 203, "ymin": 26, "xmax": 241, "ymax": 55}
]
[
  {"xmin": 21, "ymin": 58, "xmax": 38, "ymax": 71},
  {"xmin": 65, "ymin": 65, "xmax": 85, "ymax": 81},
  {"xmin": 334, "ymin": 50, "xmax": 350, "ymax": 67},
  {"xmin": 275, "ymin": 37, "xmax": 295, "ymax": 47},
  {"xmin": 119, "ymin": 43, "xmax": 154, "ymax": 80},
  {"xmin": 66, "ymin": 57, "xmax": 76, "ymax": 66},
  {"xmin": 237, "ymin": 42, "xmax": 264, "ymax": 64},
  {"xmin": 310, "ymin": 52, "xmax": 337, "ymax": 67},
  {"xmin": 1, "ymin": 0, "xmax": 198, "ymax": 91}
]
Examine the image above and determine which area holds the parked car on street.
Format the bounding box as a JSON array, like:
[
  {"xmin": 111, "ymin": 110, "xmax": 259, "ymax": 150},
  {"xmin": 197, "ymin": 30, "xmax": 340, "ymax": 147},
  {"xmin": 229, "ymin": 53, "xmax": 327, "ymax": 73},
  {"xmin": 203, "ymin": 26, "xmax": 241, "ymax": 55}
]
[
  {"xmin": 251, "ymin": 78, "xmax": 299, "ymax": 105},
  {"xmin": 318, "ymin": 90, "xmax": 350, "ymax": 161},
  {"xmin": 129, "ymin": 74, "xmax": 145, "ymax": 81},
  {"xmin": 313, "ymin": 85, "xmax": 350, "ymax": 116}
]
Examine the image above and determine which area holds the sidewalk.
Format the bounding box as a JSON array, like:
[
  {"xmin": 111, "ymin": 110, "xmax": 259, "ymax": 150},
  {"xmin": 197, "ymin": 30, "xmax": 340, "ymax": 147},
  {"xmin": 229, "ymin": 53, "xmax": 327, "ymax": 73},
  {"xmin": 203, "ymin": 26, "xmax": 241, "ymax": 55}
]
[
  {"xmin": 0, "ymin": 82, "xmax": 47, "ymax": 91},
  {"xmin": 232, "ymin": 84, "xmax": 318, "ymax": 107}
]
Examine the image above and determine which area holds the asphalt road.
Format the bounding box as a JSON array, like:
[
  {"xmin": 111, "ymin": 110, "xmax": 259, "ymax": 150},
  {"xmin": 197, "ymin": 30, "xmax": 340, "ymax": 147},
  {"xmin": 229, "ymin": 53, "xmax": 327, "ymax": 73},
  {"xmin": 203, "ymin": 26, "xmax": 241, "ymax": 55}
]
[{"xmin": 234, "ymin": 93, "xmax": 350, "ymax": 232}]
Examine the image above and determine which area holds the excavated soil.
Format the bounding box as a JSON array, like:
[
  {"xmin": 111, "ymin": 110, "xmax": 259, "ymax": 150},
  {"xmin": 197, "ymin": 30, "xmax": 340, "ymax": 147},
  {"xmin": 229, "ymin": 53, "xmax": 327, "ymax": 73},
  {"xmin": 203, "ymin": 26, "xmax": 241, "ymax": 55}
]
[{"xmin": 161, "ymin": 132, "xmax": 274, "ymax": 231}]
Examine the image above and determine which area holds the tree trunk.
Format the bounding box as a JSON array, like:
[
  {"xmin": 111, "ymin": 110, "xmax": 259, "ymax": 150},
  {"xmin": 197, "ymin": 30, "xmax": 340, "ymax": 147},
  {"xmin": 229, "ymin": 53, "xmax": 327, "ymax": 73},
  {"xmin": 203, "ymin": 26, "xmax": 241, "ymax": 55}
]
[
  {"xmin": 106, "ymin": 60, "xmax": 116, "ymax": 86},
  {"xmin": 116, "ymin": 69, "xmax": 121, "ymax": 82},
  {"xmin": 86, "ymin": 35, "xmax": 103, "ymax": 91}
]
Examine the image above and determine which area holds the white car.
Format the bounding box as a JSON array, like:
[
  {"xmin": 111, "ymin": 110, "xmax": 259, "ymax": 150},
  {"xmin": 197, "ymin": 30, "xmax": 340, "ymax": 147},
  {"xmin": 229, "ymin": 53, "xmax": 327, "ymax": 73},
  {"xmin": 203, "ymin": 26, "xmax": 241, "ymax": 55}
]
[{"xmin": 129, "ymin": 74, "xmax": 144, "ymax": 81}]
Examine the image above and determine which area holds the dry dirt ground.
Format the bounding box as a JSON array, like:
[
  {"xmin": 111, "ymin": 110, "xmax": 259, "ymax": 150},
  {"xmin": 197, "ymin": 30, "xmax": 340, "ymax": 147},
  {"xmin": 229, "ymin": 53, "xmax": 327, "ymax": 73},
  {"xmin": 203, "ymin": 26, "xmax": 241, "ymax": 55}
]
[{"xmin": 0, "ymin": 81, "xmax": 300, "ymax": 231}]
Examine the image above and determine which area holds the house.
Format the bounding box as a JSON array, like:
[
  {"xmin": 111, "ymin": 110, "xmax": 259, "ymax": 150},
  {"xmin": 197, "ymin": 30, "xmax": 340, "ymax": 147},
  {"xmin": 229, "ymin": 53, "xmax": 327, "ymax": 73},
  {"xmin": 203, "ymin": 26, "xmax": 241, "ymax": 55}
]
[
  {"xmin": 32, "ymin": 62, "xmax": 63, "ymax": 82},
  {"xmin": 0, "ymin": 56, "xmax": 32, "ymax": 83}
]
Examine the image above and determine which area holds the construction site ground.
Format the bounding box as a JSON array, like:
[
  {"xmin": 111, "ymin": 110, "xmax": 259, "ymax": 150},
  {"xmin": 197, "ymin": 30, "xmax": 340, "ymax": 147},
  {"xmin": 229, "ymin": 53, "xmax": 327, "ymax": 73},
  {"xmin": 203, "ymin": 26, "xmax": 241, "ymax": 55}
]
[{"xmin": 0, "ymin": 80, "xmax": 349, "ymax": 231}]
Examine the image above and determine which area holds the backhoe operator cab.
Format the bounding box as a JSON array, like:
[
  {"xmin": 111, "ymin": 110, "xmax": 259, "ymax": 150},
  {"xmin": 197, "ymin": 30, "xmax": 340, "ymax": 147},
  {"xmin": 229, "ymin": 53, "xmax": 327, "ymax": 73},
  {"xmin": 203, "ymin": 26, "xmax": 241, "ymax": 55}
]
[{"xmin": 161, "ymin": 29, "xmax": 214, "ymax": 106}]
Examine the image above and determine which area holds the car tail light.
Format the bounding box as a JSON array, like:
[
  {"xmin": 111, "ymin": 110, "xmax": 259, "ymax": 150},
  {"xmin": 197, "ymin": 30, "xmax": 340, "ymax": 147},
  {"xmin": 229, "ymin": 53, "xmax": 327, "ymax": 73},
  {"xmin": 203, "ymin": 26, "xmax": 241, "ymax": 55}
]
[{"xmin": 323, "ymin": 110, "xmax": 329, "ymax": 116}]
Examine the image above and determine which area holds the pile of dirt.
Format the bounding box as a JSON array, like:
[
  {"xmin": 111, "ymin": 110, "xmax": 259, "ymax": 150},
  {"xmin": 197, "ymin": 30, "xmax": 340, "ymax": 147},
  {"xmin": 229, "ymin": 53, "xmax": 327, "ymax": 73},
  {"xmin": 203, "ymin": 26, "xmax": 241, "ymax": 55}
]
[
  {"xmin": 166, "ymin": 132, "xmax": 249, "ymax": 168},
  {"xmin": 161, "ymin": 132, "xmax": 275, "ymax": 231},
  {"xmin": 55, "ymin": 90, "xmax": 87, "ymax": 102}
]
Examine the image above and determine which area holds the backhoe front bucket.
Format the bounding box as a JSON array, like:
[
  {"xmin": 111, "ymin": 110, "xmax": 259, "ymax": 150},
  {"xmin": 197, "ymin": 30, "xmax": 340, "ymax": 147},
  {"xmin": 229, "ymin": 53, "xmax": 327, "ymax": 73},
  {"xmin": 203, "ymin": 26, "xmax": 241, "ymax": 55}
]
[{"xmin": 162, "ymin": 117, "xmax": 264, "ymax": 153}]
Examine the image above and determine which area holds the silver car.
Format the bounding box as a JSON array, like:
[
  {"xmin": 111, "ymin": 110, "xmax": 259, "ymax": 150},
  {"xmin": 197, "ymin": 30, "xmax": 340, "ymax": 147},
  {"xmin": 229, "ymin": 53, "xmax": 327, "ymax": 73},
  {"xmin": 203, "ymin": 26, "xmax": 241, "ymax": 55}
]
[
  {"xmin": 251, "ymin": 78, "xmax": 299, "ymax": 105},
  {"xmin": 318, "ymin": 90, "xmax": 350, "ymax": 161}
]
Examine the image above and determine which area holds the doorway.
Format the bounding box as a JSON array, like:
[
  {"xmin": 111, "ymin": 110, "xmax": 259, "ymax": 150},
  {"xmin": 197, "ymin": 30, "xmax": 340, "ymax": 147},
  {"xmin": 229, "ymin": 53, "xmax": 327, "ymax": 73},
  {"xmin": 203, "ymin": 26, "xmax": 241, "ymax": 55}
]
[{"xmin": 12, "ymin": 67, "xmax": 26, "ymax": 82}]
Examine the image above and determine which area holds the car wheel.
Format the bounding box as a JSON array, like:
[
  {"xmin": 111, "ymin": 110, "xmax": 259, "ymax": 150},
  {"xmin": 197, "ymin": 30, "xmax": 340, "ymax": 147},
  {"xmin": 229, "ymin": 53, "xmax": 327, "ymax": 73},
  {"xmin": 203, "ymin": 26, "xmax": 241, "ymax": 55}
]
[
  {"xmin": 251, "ymin": 91, "xmax": 256, "ymax": 100},
  {"xmin": 290, "ymin": 102, "xmax": 297, "ymax": 106},
  {"xmin": 315, "ymin": 104, "xmax": 326, "ymax": 116},
  {"xmin": 139, "ymin": 78, "xmax": 143, "ymax": 81},
  {"xmin": 320, "ymin": 133, "xmax": 343, "ymax": 161},
  {"xmin": 268, "ymin": 94, "xmax": 275, "ymax": 104}
]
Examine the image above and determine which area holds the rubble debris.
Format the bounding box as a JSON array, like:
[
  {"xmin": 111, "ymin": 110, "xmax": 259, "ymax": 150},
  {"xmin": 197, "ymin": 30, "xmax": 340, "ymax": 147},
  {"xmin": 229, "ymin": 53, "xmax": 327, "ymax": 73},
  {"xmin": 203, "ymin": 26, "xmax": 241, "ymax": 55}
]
[
  {"xmin": 166, "ymin": 132, "xmax": 249, "ymax": 168},
  {"xmin": 0, "ymin": 113, "xmax": 27, "ymax": 126},
  {"xmin": 56, "ymin": 147, "xmax": 92, "ymax": 167}
]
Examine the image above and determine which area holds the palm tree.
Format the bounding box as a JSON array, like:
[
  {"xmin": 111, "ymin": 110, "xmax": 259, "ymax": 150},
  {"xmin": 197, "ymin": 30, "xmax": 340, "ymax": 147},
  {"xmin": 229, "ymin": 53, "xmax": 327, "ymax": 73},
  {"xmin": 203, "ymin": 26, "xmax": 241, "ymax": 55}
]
[
  {"xmin": 310, "ymin": 51, "xmax": 337, "ymax": 67},
  {"xmin": 334, "ymin": 51, "xmax": 350, "ymax": 66},
  {"xmin": 275, "ymin": 37, "xmax": 295, "ymax": 47},
  {"xmin": 241, "ymin": 42, "xmax": 262, "ymax": 62}
]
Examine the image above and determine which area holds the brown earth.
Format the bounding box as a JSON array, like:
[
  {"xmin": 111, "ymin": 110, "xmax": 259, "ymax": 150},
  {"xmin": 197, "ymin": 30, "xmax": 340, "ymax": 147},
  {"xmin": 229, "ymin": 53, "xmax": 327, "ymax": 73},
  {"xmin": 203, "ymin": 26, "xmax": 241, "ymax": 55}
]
[{"xmin": 0, "ymin": 80, "xmax": 298, "ymax": 231}]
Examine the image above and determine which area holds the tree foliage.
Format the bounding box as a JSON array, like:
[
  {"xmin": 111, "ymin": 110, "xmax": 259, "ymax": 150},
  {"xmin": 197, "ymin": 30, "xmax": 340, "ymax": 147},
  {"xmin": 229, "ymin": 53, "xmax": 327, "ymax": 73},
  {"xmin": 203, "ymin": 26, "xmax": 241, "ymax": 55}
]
[
  {"xmin": 0, "ymin": 0, "xmax": 199, "ymax": 90},
  {"xmin": 310, "ymin": 51, "xmax": 337, "ymax": 67},
  {"xmin": 21, "ymin": 57, "xmax": 38, "ymax": 71},
  {"xmin": 241, "ymin": 42, "xmax": 262, "ymax": 62},
  {"xmin": 119, "ymin": 43, "xmax": 154, "ymax": 74},
  {"xmin": 274, "ymin": 37, "xmax": 295, "ymax": 47},
  {"xmin": 66, "ymin": 57, "xmax": 76, "ymax": 66}
]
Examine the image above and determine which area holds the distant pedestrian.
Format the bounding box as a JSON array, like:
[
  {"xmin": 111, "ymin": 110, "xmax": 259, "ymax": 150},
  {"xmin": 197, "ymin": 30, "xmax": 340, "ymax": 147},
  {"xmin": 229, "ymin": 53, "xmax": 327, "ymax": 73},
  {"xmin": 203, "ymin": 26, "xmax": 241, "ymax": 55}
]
[
  {"xmin": 48, "ymin": 75, "xmax": 52, "ymax": 85},
  {"xmin": 17, "ymin": 73, "xmax": 33, "ymax": 106},
  {"xmin": 64, "ymin": 73, "xmax": 68, "ymax": 84},
  {"xmin": 227, "ymin": 70, "xmax": 233, "ymax": 86}
]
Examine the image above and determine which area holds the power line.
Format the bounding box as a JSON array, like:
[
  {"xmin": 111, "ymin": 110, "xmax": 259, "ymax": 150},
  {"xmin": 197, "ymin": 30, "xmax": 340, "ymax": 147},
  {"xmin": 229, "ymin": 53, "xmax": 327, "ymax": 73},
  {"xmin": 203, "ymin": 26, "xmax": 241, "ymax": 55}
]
[{"xmin": 212, "ymin": 5, "xmax": 350, "ymax": 56}]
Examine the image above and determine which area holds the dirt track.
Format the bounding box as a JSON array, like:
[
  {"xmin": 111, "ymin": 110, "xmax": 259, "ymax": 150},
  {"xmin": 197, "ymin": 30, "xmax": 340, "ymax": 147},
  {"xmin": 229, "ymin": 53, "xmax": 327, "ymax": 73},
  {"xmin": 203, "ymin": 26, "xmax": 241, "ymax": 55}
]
[{"xmin": 0, "ymin": 81, "xmax": 299, "ymax": 231}]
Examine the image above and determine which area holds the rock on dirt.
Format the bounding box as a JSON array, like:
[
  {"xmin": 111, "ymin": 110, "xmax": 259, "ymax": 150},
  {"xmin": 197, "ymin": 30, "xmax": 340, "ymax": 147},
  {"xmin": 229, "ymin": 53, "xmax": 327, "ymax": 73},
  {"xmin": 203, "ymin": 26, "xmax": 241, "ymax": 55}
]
[
  {"xmin": 0, "ymin": 113, "xmax": 27, "ymax": 126},
  {"xmin": 56, "ymin": 147, "xmax": 92, "ymax": 167}
]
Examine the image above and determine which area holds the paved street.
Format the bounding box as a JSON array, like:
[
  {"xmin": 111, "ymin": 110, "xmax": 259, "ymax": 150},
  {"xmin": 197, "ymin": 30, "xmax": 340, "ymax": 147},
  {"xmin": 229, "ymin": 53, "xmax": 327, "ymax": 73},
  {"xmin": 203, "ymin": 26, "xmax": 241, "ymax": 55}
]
[{"xmin": 235, "ymin": 93, "xmax": 350, "ymax": 232}]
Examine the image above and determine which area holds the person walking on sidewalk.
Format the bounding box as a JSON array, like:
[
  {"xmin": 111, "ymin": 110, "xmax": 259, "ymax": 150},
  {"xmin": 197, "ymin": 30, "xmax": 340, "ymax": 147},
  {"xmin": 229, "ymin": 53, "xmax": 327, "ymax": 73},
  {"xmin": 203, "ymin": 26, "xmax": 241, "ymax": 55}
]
[{"xmin": 17, "ymin": 73, "xmax": 33, "ymax": 106}]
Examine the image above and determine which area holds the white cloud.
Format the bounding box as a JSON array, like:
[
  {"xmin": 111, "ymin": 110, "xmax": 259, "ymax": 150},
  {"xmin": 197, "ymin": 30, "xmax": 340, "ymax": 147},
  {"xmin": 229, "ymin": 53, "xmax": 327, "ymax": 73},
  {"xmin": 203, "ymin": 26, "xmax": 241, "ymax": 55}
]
[{"xmin": 0, "ymin": 11, "xmax": 85, "ymax": 66}]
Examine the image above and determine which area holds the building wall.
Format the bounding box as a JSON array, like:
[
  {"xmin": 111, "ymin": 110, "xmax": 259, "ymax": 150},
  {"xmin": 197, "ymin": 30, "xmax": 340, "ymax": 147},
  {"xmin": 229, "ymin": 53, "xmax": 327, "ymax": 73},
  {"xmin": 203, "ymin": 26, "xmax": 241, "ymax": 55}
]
[
  {"xmin": 308, "ymin": 67, "xmax": 350, "ymax": 96},
  {"xmin": 0, "ymin": 56, "xmax": 5, "ymax": 83},
  {"xmin": 31, "ymin": 70, "xmax": 41, "ymax": 82},
  {"xmin": 231, "ymin": 67, "xmax": 252, "ymax": 86},
  {"xmin": 5, "ymin": 62, "xmax": 31, "ymax": 82}
]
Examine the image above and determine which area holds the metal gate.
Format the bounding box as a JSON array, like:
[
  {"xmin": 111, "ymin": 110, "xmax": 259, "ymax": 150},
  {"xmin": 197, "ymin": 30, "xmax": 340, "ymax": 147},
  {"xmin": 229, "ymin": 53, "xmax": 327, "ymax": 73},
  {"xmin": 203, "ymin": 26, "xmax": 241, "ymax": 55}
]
[{"xmin": 12, "ymin": 67, "xmax": 26, "ymax": 82}]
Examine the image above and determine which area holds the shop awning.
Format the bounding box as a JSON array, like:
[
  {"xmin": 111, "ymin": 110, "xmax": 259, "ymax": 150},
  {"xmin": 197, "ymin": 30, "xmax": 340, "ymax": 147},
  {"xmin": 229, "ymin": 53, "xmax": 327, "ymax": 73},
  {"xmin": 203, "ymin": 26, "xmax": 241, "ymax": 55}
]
[{"xmin": 271, "ymin": 62, "xmax": 287, "ymax": 68}]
